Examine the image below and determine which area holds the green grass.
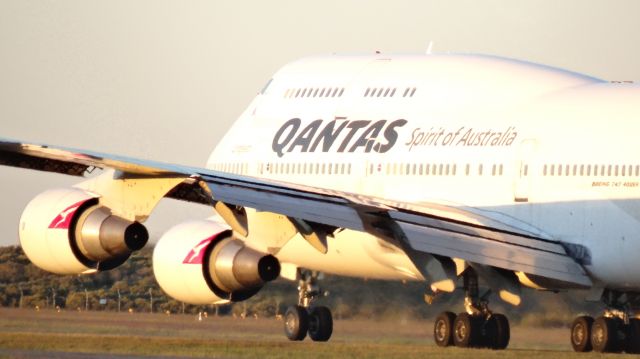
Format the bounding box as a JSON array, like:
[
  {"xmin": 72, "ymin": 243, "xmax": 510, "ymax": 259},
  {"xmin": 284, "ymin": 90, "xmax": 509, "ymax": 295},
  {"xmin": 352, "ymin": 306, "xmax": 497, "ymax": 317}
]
[{"xmin": 0, "ymin": 308, "xmax": 632, "ymax": 358}]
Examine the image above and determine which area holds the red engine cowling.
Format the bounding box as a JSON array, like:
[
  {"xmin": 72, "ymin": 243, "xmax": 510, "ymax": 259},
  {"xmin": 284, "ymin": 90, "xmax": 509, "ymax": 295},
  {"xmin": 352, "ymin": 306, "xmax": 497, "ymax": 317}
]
[
  {"xmin": 19, "ymin": 188, "xmax": 148, "ymax": 274},
  {"xmin": 153, "ymin": 219, "xmax": 280, "ymax": 305}
]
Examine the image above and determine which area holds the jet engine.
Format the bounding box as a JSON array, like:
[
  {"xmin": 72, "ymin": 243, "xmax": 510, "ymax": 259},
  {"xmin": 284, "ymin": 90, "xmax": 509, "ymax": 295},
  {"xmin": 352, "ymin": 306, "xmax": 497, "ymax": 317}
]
[
  {"xmin": 153, "ymin": 219, "xmax": 280, "ymax": 304},
  {"xmin": 19, "ymin": 188, "xmax": 148, "ymax": 274}
]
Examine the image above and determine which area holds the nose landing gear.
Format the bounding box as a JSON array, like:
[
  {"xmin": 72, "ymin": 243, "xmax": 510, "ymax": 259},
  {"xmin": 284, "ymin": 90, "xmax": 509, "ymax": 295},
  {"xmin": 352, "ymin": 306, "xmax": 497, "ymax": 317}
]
[{"xmin": 283, "ymin": 269, "xmax": 333, "ymax": 342}]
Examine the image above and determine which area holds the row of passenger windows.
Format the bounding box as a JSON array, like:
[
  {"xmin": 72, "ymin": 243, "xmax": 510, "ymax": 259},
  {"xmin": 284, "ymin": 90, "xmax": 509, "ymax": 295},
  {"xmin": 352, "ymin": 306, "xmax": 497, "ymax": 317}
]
[
  {"xmin": 283, "ymin": 87, "xmax": 345, "ymax": 99},
  {"xmin": 364, "ymin": 87, "xmax": 417, "ymax": 98},
  {"xmin": 282, "ymin": 86, "xmax": 419, "ymax": 99},
  {"xmin": 259, "ymin": 162, "xmax": 353, "ymax": 175},
  {"xmin": 212, "ymin": 162, "xmax": 248, "ymax": 175},
  {"xmin": 543, "ymin": 164, "xmax": 640, "ymax": 177},
  {"xmin": 212, "ymin": 161, "xmax": 640, "ymax": 179},
  {"xmin": 369, "ymin": 163, "xmax": 504, "ymax": 176}
]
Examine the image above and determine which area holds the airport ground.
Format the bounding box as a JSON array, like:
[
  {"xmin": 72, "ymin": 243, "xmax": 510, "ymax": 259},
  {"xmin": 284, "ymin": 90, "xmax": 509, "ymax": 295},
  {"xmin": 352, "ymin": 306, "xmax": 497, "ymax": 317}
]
[{"xmin": 0, "ymin": 307, "xmax": 634, "ymax": 358}]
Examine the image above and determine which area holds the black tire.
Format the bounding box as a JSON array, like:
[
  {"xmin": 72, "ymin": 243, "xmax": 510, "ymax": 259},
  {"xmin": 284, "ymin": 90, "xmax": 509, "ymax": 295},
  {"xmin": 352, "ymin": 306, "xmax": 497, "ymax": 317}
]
[
  {"xmin": 485, "ymin": 313, "xmax": 510, "ymax": 350},
  {"xmin": 284, "ymin": 305, "xmax": 309, "ymax": 341},
  {"xmin": 626, "ymin": 318, "xmax": 640, "ymax": 354},
  {"xmin": 308, "ymin": 306, "xmax": 333, "ymax": 342},
  {"xmin": 453, "ymin": 312, "xmax": 482, "ymax": 348},
  {"xmin": 591, "ymin": 316, "xmax": 622, "ymax": 353},
  {"xmin": 570, "ymin": 316, "xmax": 593, "ymax": 352},
  {"xmin": 433, "ymin": 311, "xmax": 456, "ymax": 347}
]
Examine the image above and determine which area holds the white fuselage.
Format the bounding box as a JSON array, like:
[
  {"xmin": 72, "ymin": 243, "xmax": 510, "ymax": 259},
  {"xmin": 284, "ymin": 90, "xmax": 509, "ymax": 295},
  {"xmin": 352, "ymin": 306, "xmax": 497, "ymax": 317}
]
[{"xmin": 207, "ymin": 54, "xmax": 640, "ymax": 290}]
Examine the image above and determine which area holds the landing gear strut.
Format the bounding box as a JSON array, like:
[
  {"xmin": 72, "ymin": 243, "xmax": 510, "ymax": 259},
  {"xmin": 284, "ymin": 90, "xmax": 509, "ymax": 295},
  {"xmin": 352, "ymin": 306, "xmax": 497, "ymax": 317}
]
[
  {"xmin": 433, "ymin": 268, "xmax": 510, "ymax": 350},
  {"xmin": 283, "ymin": 269, "xmax": 333, "ymax": 342},
  {"xmin": 570, "ymin": 290, "xmax": 640, "ymax": 354}
]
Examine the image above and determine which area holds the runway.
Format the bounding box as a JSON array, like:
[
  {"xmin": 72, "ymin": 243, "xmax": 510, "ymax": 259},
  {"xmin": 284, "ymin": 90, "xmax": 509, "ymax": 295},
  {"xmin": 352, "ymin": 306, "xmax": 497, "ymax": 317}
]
[{"xmin": 0, "ymin": 308, "xmax": 584, "ymax": 358}]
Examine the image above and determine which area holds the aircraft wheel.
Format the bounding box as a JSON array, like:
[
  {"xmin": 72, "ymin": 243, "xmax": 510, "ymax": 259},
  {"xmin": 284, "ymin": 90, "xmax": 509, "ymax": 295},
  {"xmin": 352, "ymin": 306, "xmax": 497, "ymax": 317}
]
[
  {"xmin": 453, "ymin": 312, "xmax": 482, "ymax": 348},
  {"xmin": 308, "ymin": 306, "xmax": 333, "ymax": 342},
  {"xmin": 625, "ymin": 318, "xmax": 640, "ymax": 354},
  {"xmin": 284, "ymin": 305, "xmax": 309, "ymax": 341},
  {"xmin": 433, "ymin": 311, "xmax": 456, "ymax": 347},
  {"xmin": 485, "ymin": 313, "xmax": 510, "ymax": 350},
  {"xmin": 591, "ymin": 316, "xmax": 622, "ymax": 353},
  {"xmin": 570, "ymin": 316, "xmax": 593, "ymax": 352}
]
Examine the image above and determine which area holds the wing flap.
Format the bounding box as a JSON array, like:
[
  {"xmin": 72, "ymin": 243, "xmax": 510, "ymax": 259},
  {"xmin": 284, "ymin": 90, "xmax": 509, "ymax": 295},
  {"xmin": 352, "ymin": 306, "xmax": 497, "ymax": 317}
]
[{"xmin": 397, "ymin": 221, "xmax": 591, "ymax": 287}]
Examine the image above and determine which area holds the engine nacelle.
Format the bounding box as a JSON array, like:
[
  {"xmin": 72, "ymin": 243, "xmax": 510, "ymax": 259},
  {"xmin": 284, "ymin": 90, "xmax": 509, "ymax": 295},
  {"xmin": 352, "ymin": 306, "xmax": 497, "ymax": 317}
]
[
  {"xmin": 153, "ymin": 219, "xmax": 280, "ymax": 305},
  {"xmin": 19, "ymin": 188, "xmax": 148, "ymax": 274}
]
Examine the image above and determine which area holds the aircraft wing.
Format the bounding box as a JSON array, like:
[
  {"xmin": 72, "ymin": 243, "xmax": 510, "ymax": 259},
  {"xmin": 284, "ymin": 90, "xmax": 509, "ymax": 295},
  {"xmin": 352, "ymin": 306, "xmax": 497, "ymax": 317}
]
[{"xmin": 0, "ymin": 138, "xmax": 592, "ymax": 288}]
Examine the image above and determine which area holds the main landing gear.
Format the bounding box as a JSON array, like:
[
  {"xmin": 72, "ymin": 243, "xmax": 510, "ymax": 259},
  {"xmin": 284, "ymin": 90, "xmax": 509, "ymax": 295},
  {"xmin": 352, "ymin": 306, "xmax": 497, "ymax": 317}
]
[
  {"xmin": 283, "ymin": 270, "xmax": 333, "ymax": 342},
  {"xmin": 433, "ymin": 268, "xmax": 510, "ymax": 350},
  {"xmin": 570, "ymin": 290, "xmax": 640, "ymax": 354}
]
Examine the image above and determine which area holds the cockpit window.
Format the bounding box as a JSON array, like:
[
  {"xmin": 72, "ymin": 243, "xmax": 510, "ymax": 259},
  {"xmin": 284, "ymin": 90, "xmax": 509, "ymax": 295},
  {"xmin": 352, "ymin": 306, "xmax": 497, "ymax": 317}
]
[{"xmin": 260, "ymin": 78, "xmax": 273, "ymax": 94}]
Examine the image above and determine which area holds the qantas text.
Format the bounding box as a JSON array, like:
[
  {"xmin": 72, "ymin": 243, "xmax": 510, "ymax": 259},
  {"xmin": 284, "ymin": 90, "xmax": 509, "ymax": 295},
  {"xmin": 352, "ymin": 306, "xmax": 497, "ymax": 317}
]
[{"xmin": 272, "ymin": 117, "xmax": 407, "ymax": 157}]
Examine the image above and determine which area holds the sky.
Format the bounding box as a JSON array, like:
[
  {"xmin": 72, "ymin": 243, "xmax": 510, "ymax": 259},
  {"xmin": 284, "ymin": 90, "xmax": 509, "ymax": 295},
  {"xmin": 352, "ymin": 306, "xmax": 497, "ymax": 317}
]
[{"xmin": 1, "ymin": 0, "xmax": 640, "ymax": 245}]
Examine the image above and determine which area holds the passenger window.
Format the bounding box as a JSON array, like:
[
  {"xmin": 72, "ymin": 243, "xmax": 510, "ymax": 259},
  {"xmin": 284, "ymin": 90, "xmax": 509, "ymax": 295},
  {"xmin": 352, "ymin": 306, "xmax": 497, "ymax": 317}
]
[
  {"xmin": 478, "ymin": 164, "xmax": 483, "ymax": 176},
  {"xmin": 465, "ymin": 164, "xmax": 470, "ymax": 176}
]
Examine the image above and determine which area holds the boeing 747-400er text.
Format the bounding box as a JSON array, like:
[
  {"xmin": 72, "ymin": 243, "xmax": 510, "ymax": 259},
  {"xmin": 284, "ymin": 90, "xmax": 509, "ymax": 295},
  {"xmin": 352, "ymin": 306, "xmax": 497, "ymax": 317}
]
[{"xmin": 1, "ymin": 54, "xmax": 639, "ymax": 353}]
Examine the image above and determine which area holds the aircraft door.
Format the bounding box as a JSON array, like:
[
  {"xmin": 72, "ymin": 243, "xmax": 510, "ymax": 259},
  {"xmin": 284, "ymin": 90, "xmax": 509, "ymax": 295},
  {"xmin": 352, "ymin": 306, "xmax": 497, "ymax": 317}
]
[{"xmin": 513, "ymin": 139, "xmax": 538, "ymax": 202}]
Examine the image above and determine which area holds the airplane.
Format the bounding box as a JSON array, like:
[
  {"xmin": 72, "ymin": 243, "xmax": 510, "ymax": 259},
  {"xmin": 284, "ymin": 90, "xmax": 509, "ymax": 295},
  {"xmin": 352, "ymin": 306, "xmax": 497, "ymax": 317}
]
[{"xmin": 1, "ymin": 53, "xmax": 639, "ymax": 353}]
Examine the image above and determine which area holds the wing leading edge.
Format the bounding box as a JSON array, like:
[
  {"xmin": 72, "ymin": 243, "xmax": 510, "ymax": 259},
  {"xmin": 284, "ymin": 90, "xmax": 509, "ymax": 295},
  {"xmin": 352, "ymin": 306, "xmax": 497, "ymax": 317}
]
[{"xmin": 0, "ymin": 138, "xmax": 592, "ymax": 288}]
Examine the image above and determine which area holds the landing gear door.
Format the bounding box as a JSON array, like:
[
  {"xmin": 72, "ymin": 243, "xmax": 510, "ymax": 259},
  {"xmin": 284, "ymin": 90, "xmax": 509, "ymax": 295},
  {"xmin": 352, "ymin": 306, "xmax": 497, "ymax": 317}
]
[{"xmin": 513, "ymin": 139, "xmax": 538, "ymax": 203}]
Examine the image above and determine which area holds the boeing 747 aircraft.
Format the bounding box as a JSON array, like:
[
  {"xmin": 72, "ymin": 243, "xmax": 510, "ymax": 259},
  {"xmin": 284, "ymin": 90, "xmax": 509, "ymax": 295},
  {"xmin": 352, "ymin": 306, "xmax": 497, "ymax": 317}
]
[{"xmin": 2, "ymin": 53, "xmax": 639, "ymax": 353}]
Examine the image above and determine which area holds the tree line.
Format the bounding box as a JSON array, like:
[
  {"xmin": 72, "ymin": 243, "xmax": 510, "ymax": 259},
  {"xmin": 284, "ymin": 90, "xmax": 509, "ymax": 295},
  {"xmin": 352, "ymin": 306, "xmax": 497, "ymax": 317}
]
[{"xmin": 0, "ymin": 245, "xmax": 601, "ymax": 325}]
